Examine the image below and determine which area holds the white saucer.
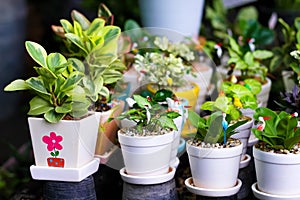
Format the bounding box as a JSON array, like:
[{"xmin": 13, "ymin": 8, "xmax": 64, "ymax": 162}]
[
  {"xmin": 120, "ymin": 166, "xmax": 175, "ymax": 185},
  {"xmin": 30, "ymin": 158, "xmax": 100, "ymax": 182},
  {"xmin": 171, "ymin": 157, "xmax": 180, "ymax": 169},
  {"xmin": 185, "ymin": 177, "xmax": 242, "ymax": 197},
  {"xmin": 248, "ymin": 133, "xmax": 259, "ymax": 147},
  {"xmin": 252, "ymin": 182, "xmax": 300, "ymax": 200},
  {"xmin": 239, "ymin": 154, "xmax": 251, "ymax": 169}
]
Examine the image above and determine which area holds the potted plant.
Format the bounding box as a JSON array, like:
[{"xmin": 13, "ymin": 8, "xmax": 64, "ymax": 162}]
[
  {"xmin": 269, "ymin": 17, "xmax": 300, "ymax": 92},
  {"xmin": 132, "ymin": 36, "xmax": 199, "ymax": 137},
  {"xmin": 4, "ymin": 41, "xmax": 99, "ymax": 180},
  {"xmin": 185, "ymin": 110, "xmax": 246, "ymax": 195},
  {"xmin": 115, "ymin": 93, "xmax": 181, "ymax": 177},
  {"xmin": 220, "ymin": 36, "xmax": 273, "ymax": 107},
  {"xmin": 52, "ymin": 6, "xmax": 127, "ymax": 159},
  {"xmin": 201, "ymin": 80, "xmax": 257, "ymax": 166},
  {"xmin": 251, "ymin": 107, "xmax": 300, "ymax": 197}
]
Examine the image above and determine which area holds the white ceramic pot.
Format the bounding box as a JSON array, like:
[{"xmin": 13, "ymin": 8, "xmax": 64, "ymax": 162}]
[
  {"xmin": 253, "ymin": 146, "xmax": 300, "ymax": 195},
  {"xmin": 118, "ymin": 130, "xmax": 174, "ymax": 176},
  {"xmin": 139, "ymin": 0, "xmax": 205, "ymax": 38},
  {"xmin": 186, "ymin": 141, "xmax": 243, "ymax": 189},
  {"xmin": 256, "ymin": 77, "xmax": 272, "ymax": 107},
  {"xmin": 231, "ymin": 118, "xmax": 254, "ymax": 160},
  {"xmin": 28, "ymin": 114, "xmax": 99, "ymax": 168}
]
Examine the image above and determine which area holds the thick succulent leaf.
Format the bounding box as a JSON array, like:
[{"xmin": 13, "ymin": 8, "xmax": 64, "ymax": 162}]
[
  {"xmin": 26, "ymin": 77, "xmax": 50, "ymax": 96},
  {"xmin": 28, "ymin": 96, "xmax": 53, "ymax": 116},
  {"xmin": 4, "ymin": 79, "xmax": 29, "ymax": 91},
  {"xmin": 66, "ymin": 85, "xmax": 87, "ymax": 102},
  {"xmin": 60, "ymin": 71, "xmax": 84, "ymax": 92},
  {"xmin": 68, "ymin": 58, "xmax": 85, "ymax": 73},
  {"xmin": 65, "ymin": 33, "xmax": 88, "ymax": 55},
  {"xmin": 71, "ymin": 10, "xmax": 90, "ymax": 30},
  {"xmin": 55, "ymin": 103, "xmax": 72, "ymax": 114},
  {"xmin": 99, "ymin": 86, "xmax": 110, "ymax": 98},
  {"xmin": 60, "ymin": 19, "xmax": 74, "ymax": 33},
  {"xmin": 25, "ymin": 41, "xmax": 47, "ymax": 67},
  {"xmin": 86, "ymin": 18, "xmax": 105, "ymax": 36},
  {"xmin": 33, "ymin": 66, "xmax": 57, "ymax": 86},
  {"xmin": 46, "ymin": 53, "xmax": 67, "ymax": 72},
  {"xmin": 94, "ymin": 75, "xmax": 104, "ymax": 95},
  {"xmin": 44, "ymin": 109, "xmax": 65, "ymax": 123}
]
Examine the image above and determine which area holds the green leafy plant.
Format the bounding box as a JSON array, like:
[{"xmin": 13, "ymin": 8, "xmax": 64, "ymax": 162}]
[
  {"xmin": 201, "ymin": 78, "xmax": 261, "ymax": 120},
  {"xmin": 269, "ymin": 17, "xmax": 300, "ymax": 74},
  {"xmin": 4, "ymin": 41, "xmax": 90, "ymax": 123},
  {"xmin": 188, "ymin": 111, "xmax": 246, "ymax": 144},
  {"xmin": 290, "ymin": 50, "xmax": 300, "ymax": 86},
  {"xmin": 115, "ymin": 90, "xmax": 181, "ymax": 134},
  {"xmin": 133, "ymin": 36, "xmax": 195, "ymax": 88},
  {"xmin": 52, "ymin": 6, "xmax": 126, "ymax": 108},
  {"xmin": 203, "ymin": 1, "xmax": 274, "ymax": 63},
  {"xmin": 226, "ymin": 36, "xmax": 273, "ymax": 82},
  {"xmin": 252, "ymin": 107, "xmax": 300, "ymax": 150}
]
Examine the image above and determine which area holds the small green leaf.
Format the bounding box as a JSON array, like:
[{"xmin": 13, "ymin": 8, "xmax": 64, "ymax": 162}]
[
  {"xmin": 71, "ymin": 10, "xmax": 91, "ymax": 30},
  {"xmin": 25, "ymin": 41, "xmax": 47, "ymax": 67},
  {"xmin": 26, "ymin": 77, "xmax": 50, "ymax": 96},
  {"xmin": 133, "ymin": 95, "xmax": 151, "ymax": 108},
  {"xmin": 28, "ymin": 96, "xmax": 53, "ymax": 116},
  {"xmin": 4, "ymin": 79, "xmax": 29, "ymax": 91},
  {"xmin": 46, "ymin": 53, "xmax": 67, "ymax": 72},
  {"xmin": 55, "ymin": 103, "xmax": 72, "ymax": 114},
  {"xmin": 60, "ymin": 71, "xmax": 84, "ymax": 92},
  {"xmin": 44, "ymin": 109, "xmax": 65, "ymax": 123},
  {"xmin": 65, "ymin": 33, "xmax": 88, "ymax": 56},
  {"xmin": 158, "ymin": 116, "xmax": 178, "ymax": 130},
  {"xmin": 60, "ymin": 19, "xmax": 74, "ymax": 33}
]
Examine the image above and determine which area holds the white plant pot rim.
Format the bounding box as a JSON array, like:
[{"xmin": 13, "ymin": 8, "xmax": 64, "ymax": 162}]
[
  {"xmin": 186, "ymin": 141, "xmax": 243, "ymax": 159},
  {"xmin": 253, "ymin": 145, "xmax": 300, "ymax": 164},
  {"xmin": 118, "ymin": 130, "xmax": 174, "ymax": 147}
]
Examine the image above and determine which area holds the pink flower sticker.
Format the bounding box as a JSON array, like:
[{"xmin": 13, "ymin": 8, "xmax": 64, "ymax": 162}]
[{"xmin": 42, "ymin": 132, "xmax": 63, "ymax": 152}]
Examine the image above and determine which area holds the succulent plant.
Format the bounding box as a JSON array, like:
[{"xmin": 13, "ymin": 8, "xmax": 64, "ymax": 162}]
[{"xmin": 4, "ymin": 41, "xmax": 90, "ymax": 123}]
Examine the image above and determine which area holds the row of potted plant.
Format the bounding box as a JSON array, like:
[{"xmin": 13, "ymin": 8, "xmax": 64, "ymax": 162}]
[{"xmin": 4, "ymin": 2, "xmax": 300, "ymax": 199}]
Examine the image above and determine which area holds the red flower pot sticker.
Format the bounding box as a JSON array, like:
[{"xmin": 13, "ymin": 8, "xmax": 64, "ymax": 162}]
[{"xmin": 42, "ymin": 132, "xmax": 65, "ymax": 168}]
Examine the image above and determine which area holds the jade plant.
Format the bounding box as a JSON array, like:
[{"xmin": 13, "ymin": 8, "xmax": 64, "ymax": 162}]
[
  {"xmin": 133, "ymin": 36, "xmax": 195, "ymax": 89},
  {"xmin": 188, "ymin": 111, "xmax": 247, "ymax": 144},
  {"xmin": 4, "ymin": 41, "xmax": 90, "ymax": 123},
  {"xmin": 52, "ymin": 5, "xmax": 126, "ymax": 110},
  {"xmin": 252, "ymin": 107, "xmax": 300, "ymax": 150},
  {"xmin": 201, "ymin": 78, "xmax": 261, "ymax": 120},
  {"xmin": 114, "ymin": 90, "xmax": 181, "ymax": 134}
]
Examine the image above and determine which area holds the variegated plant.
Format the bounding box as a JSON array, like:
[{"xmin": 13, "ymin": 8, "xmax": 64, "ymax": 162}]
[
  {"xmin": 4, "ymin": 41, "xmax": 90, "ymax": 123},
  {"xmin": 52, "ymin": 6, "xmax": 126, "ymax": 106}
]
